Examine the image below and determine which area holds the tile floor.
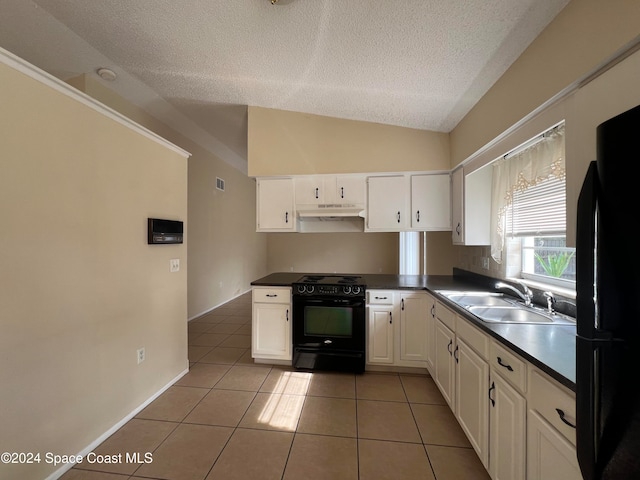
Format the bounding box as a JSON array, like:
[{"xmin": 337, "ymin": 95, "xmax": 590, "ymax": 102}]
[{"xmin": 62, "ymin": 292, "xmax": 490, "ymax": 480}]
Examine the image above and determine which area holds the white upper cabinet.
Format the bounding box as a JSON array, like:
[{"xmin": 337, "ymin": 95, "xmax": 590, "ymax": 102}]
[
  {"xmin": 410, "ymin": 173, "xmax": 451, "ymax": 230},
  {"xmin": 451, "ymin": 167, "xmax": 464, "ymax": 243},
  {"xmin": 335, "ymin": 175, "xmax": 366, "ymax": 205},
  {"xmin": 295, "ymin": 175, "xmax": 366, "ymax": 206},
  {"xmin": 366, "ymin": 175, "xmax": 410, "ymax": 231},
  {"xmin": 256, "ymin": 177, "xmax": 295, "ymax": 232},
  {"xmin": 451, "ymin": 166, "xmax": 492, "ymax": 245},
  {"xmin": 295, "ymin": 176, "xmax": 331, "ymax": 205}
]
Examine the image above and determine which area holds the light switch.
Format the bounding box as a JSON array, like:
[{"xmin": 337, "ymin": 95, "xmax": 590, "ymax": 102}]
[{"xmin": 170, "ymin": 259, "xmax": 180, "ymax": 272}]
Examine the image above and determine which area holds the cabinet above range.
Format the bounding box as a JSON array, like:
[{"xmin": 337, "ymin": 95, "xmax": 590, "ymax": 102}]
[{"xmin": 255, "ymin": 171, "xmax": 451, "ymax": 233}]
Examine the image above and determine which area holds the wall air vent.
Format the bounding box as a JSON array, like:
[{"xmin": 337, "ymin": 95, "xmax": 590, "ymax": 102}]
[{"xmin": 216, "ymin": 177, "xmax": 225, "ymax": 191}]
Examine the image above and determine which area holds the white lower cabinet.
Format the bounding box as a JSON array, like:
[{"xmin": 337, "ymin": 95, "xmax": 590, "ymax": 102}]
[
  {"xmin": 488, "ymin": 339, "xmax": 527, "ymax": 480},
  {"xmin": 251, "ymin": 287, "xmax": 292, "ymax": 363},
  {"xmin": 489, "ymin": 372, "xmax": 526, "ymax": 480},
  {"xmin": 399, "ymin": 292, "xmax": 428, "ymax": 362},
  {"xmin": 434, "ymin": 317, "xmax": 456, "ymax": 407},
  {"xmin": 429, "ymin": 298, "xmax": 579, "ymax": 480},
  {"xmin": 368, "ymin": 305, "xmax": 395, "ymax": 364},
  {"xmin": 366, "ymin": 290, "xmax": 428, "ymax": 368},
  {"xmin": 425, "ymin": 292, "xmax": 437, "ymax": 372},
  {"xmin": 456, "ymin": 336, "xmax": 490, "ymax": 468},
  {"xmin": 527, "ymin": 369, "xmax": 581, "ymax": 480},
  {"xmin": 432, "ymin": 307, "xmax": 490, "ymax": 468}
]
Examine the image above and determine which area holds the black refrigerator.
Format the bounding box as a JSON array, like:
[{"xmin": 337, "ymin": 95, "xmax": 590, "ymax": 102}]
[{"xmin": 576, "ymin": 103, "xmax": 640, "ymax": 480}]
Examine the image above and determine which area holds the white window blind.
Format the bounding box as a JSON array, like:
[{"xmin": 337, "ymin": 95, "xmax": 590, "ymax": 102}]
[{"xmin": 505, "ymin": 175, "xmax": 566, "ymax": 237}]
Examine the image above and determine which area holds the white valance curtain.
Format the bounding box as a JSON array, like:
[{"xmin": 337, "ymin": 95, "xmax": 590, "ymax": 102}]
[{"xmin": 490, "ymin": 125, "xmax": 566, "ymax": 264}]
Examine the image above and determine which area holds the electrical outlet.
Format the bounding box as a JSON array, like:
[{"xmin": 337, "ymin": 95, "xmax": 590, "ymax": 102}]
[
  {"xmin": 481, "ymin": 257, "xmax": 490, "ymax": 270},
  {"xmin": 137, "ymin": 347, "xmax": 145, "ymax": 364},
  {"xmin": 170, "ymin": 259, "xmax": 180, "ymax": 272}
]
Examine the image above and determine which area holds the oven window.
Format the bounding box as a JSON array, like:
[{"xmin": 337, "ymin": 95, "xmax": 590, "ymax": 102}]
[{"xmin": 304, "ymin": 306, "xmax": 353, "ymax": 337}]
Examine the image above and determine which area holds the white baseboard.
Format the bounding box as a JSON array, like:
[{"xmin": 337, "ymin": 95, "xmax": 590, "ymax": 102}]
[
  {"xmin": 188, "ymin": 288, "xmax": 251, "ymax": 322},
  {"xmin": 46, "ymin": 367, "xmax": 189, "ymax": 480}
]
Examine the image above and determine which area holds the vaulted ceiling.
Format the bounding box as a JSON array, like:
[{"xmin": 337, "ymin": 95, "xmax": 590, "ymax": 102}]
[{"xmin": 0, "ymin": 0, "xmax": 569, "ymax": 172}]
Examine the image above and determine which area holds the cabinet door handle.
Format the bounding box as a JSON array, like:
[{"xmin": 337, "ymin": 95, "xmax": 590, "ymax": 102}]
[
  {"xmin": 397, "ymin": 211, "xmax": 401, "ymax": 223},
  {"xmin": 389, "ymin": 312, "xmax": 392, "ymax": 324},
  {"xmin": 447, "ymin": 339, "xmax": 453, "ymax": 355},
  {"xmin": 401, "ymin": 298, "xmax": 405, "ymax": 311},
  {"xmin": 454, "ymin": 345, "xmax": 459, "ymax": 364},
  {"xmin": 285, "ymin": 211, "xmax": 289, "ymax": 223},
  {"xmin": 340, "ymin": 186, "xmax": 344, "ymax": 198},
  {"xmin": 315, "ymin": 187, "xmax": 319, "ymax": 199},
  {"xmin": 416, "ymin": 210, "xmax": 420, "ymax": 222},
  {"xmin": 555, "ymin": 408, "xmax": 576, "ymax": 428},
  {"xmin": 489, "ymin": 381, "xmax": 496, "ymax": 407},
  {"xmin": 266, "ymin": 294, "xmax": 278, "ymax": 298},
  {"xmin": 431, "ymin": 305, "xmax": 436, "ymax": 317},
  {"xmin": 286, "ymin": 309, "xmax": 289, "ymax": 322},
  {"xmin": 497, "ymin": 357, "xmax": 514, "ymax": 372}
]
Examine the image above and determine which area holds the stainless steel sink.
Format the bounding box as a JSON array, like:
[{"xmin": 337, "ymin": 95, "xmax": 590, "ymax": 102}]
[
  {"xmin": 467, "ymin": 305, "xmax": 575, "ymax": 325},
  {"xmin": 437, "ymin": 291, "xmax": 516, "ymax": 307},
  {"xmin": 437, "ymin": 290, "xmax": 576, "ymax": 325}
]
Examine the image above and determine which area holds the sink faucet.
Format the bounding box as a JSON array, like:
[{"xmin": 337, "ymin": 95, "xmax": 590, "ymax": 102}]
[
  {"xmin": 543, "ymin": 291, "xmax": 555, "ymax": 315},
  {"xmin": 495, "ymin": 280, "xmax": 533, "ymax": 307}
]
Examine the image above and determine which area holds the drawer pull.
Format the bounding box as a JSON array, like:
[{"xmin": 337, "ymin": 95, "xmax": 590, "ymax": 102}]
[
  {"xmin": 266, "ymin": 294, "xmax": 278, "ymax": 297},
  {"xmin": 497, "ymin": 356, "xmax": 514, "ymax": 372},
  {"xmin": 375, "ymin": 296, "xmax": 388, "ymax": 300},
  {"xmin": 489, "ymin": 381, "xmax": 496, "ymax": 407},
  {"xmin": 555, "ymin": 408, "xmax": 576, "ymax": 429}
]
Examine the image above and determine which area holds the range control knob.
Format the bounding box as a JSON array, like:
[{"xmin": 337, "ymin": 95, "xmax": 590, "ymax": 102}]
[
  {"xmin": 352, "ymin": 286, "xmax": 361, "ymax": 295},
  {"xmin": 343, "ymin": 286, "xmax": 352, "ymax": 295},
  {"xmin": 307, "ymin": 285, "xmax": 314, "ymax": 294},
  {"xmin": 296, "ymin": 285, "xmax": 306, "ymax": 294}
]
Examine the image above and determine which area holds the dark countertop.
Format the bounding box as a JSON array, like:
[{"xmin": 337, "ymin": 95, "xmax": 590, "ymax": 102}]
[{"xmin": 251, "ymin": 271, "xmax": 576, "ymax": 391}]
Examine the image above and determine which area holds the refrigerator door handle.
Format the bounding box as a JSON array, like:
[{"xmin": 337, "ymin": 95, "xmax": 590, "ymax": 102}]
[{"xmin": 576, "ymin": 161, "xmax": 598, "ymax": 339}]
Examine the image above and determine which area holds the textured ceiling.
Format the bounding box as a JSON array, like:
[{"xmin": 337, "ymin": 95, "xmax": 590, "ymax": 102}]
[{"xmin": 0, "ymin": 0, "xmax": 569, "ymax": 172}]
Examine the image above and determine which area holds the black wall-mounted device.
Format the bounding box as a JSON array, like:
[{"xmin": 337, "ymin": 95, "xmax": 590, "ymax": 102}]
[{"xmin": 148, "ymin": 218, "xmax": 184, "ymax": 244}]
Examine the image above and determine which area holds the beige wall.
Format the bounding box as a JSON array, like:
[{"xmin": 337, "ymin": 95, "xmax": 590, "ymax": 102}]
[
  {"xmin": 425, "ymin": 232, "xmax": 456, "ymax": 275},
  {"xmin": 248, "ymin": 106, "xmax": 450, "ymax": 176},
  {"xmin": 450, "ymin": 0, "xmax": 640, "ymax": 168},
  {"xmin": 71, "ymin": 76, "xmax": 268, "ymax": 318},
  {"xmin": 266, "ymin": 233, "xmax": 400, "ymax": 274},
  {"xmin": 0, "ymin": 58, "xmax": 188, "ymax": 479}
]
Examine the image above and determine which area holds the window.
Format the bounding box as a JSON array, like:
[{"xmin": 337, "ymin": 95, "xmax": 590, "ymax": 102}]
[{"xmin": 491, "ymin": 123, "xmax": 575, "ymax": 289}]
